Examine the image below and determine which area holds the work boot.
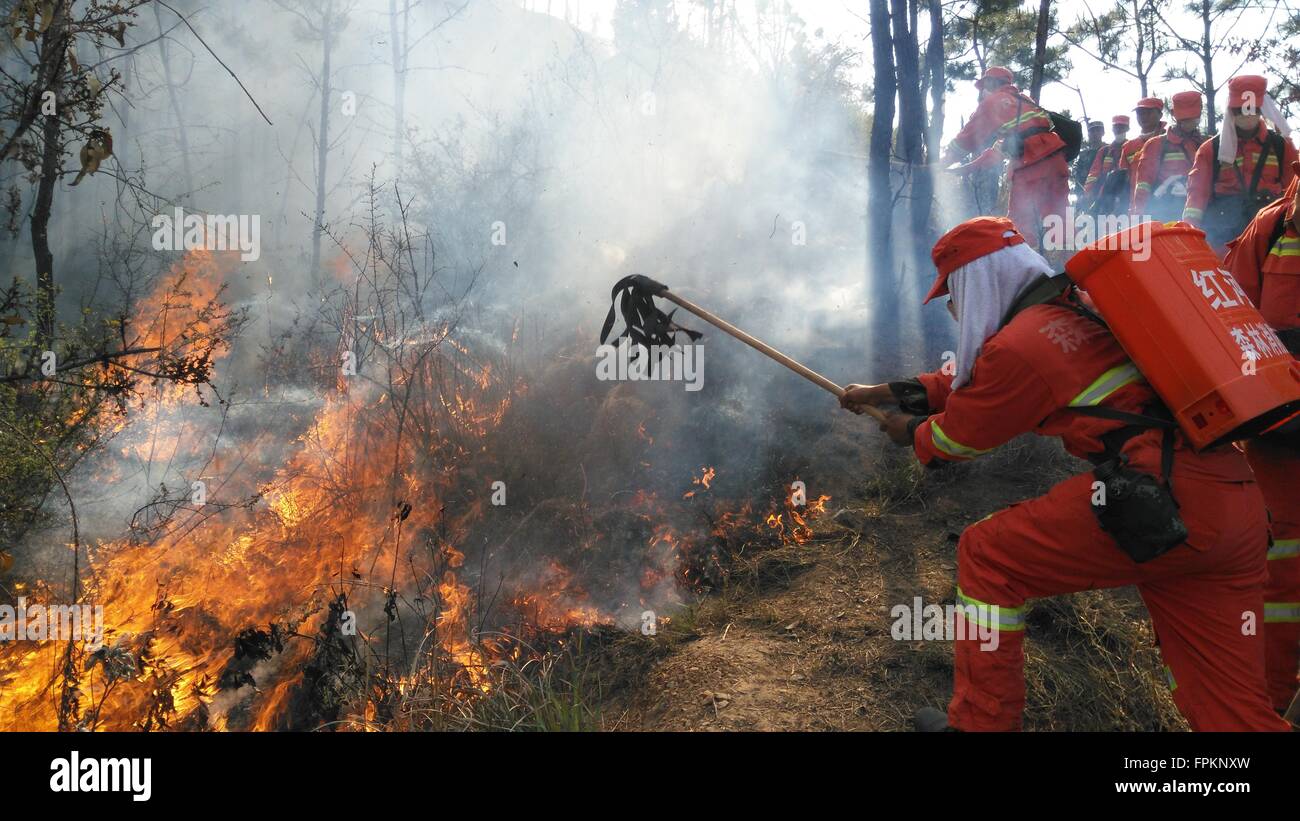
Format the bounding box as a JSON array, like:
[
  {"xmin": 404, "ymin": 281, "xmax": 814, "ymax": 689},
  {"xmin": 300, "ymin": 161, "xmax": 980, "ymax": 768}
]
[{"xmin": 914, "ymin": 706, "xmax": 959, "ymax": 732}]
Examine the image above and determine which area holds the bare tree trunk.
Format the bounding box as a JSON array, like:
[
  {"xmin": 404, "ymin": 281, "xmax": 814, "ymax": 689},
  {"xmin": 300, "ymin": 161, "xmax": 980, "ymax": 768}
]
[
  {"xmin": 154, "ymin": 3, "xmax": 194, "ymax": 197},
  {"xmin": 310, "ymin": 0, "xmax": 335, "ymax": 283},
  {"xmin": 390, "ymin": 0, "xmax": 409, "ymax": 169},
  {"xmin": 868, "ymin": 0, "xmax": 896, "ymax": 252},
  {"xmin": 892, "ymin": 0, "xmax": 929, "ymax": 247},
  {"xmin": 32, "ymin": 11, "xmax": 70, "ymax": 347},
  {"xmin": 1200, "ymin": 0, "xmax": 1216, "ymax": 134},
  {"xmin": 1133, "ymin": 0, "xmax": 1147, "ymax": 96},
  {"xmin": 868, "ymin": 0, "xmax": 899, "ymax": 369},
  {"xmin": 1030, "ymin": 0, "xmax": 1050, "ymax": 100},
  {"xmin": 33, "ymin": 112, "xmax": 61, "ymax": 347},
  {"xmin": 925, "ymin": 0, "xmax": 944, "ymax": 162}
]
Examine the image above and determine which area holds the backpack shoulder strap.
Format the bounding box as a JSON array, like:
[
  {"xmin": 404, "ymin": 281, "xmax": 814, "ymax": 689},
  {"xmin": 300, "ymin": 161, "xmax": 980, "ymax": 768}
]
[
  {"xmin": 1268, "ymin": 129, "xmax": 1286, "ymax": 188},
  {"xmin": 1141, "ymin": 134, "xmax": 1164, "ymax": 176},
  {"xmin": 1000, "ymin": 273, "xmax": 1114, "ymax": 331},
  {"xmin": 1000, "ymin": 273, "xmax": 1071, "ymax": 326},
  {"xmin": 1208, "ymin": 134, "xmax": 1226, "ymax": 203},
  {"xmin": 1242, "ymin": 129, "xmax": 1284, "ymax": 198}
]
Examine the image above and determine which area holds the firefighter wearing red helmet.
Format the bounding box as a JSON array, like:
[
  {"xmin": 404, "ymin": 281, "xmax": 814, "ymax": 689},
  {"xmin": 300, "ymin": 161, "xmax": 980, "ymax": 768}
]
[
  {"xmin": 1120, "ymin": 98, "xmax": 1168, "ymax": 173},
  {"xmin": 1072, "ymin": 120, "xmax": 1107, "ymax": 195},
  {"xmin": 1224, "ymin": 166, "xmax": 1300, "ymax": 717},
  {"xmin": 1090, "ymin": 98, "xmax": 1166, "ymax": 216},
  {"xmin": 1083, "ymin": 115, "xmax": 1131, "ymax": 210},
  {"xmin": 1130, "ymin": 92, "xmax": 1206, "ymax": 221},
  {"xmin": 1184, "ymin": 75, "xmax": 1298, "ymax": 252},
  {"xmin": 940, "ymin": 67, "xmax": 1069, "ymax": 250},
  {"xmin": 840, "ymin": 216, "xmax": 1287, "ymax": 732}
]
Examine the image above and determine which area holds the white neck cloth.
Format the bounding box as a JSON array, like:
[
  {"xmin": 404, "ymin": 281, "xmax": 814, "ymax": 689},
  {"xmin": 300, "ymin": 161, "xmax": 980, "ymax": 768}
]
[
  {"xmin": 1219, "ymin": 93, "xmax": 1295, "ymax": 163},
  {"xmin": 949, "ymin": 241, "xmax": 1054, "ymax": 389}
]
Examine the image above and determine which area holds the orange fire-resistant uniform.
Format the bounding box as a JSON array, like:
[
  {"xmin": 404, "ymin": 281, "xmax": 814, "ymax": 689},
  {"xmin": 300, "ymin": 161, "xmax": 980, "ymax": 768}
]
[
  {"xmin": 1225, "ymin": 172, "xmax": 1300, "ymax": 711},
  {"xmin": 897, "ymin": 300, "xmax": 1286, "ymax": 731},
  {"xmin": 1118, "ymin": 126, "xmax": 1164, "ymax": 176},
  {"xmin": 1130, "ymin": 128, "xmax": 1205, "ymax": 217},
  {"xmin": 952, "ymin": 85, "xmax": 1069, "ymax": 249},
  {"xmin": 1183, "ymin": 121, "xmax": 1298, "ymax": 225},
  {"xmin": 1083, "ymin": 141, "xmax": 1124, "ymax": 201}
]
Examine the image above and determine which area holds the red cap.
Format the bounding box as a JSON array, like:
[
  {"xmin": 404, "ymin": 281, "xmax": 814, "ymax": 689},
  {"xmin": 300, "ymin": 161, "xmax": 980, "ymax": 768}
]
[
  {"xmin": 1171, "ymin": 91, "xmax": 1202, "ymax": 120},
  {"xmin": 1135, "ymin": 97, "xmax": 1164, "ymax": 111},
  {"xmin": 1228, "ymin": 75, "xmax": 1268, "ymax": 109},
  {"xmin": 975, "ymin": 66, "xmax": 1015, "ymax": 90},
  {"xmin": 1112, "ymin": 115, "xmax": 1130, "ymax": 127},
  {"xmin": 925, "ymin": 217, "xmax": 1025, "ymax": 304}
]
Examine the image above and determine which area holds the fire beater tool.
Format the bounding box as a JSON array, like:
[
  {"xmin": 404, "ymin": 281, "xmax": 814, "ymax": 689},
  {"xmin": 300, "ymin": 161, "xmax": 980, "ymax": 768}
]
[{"xmin": 600, "ymin": 274, "xmax": 888, "ymax": 422}]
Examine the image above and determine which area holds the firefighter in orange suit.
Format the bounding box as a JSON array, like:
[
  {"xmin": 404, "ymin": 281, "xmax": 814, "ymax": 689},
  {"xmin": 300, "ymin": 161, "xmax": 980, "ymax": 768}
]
[
  {"xmin": 1083, "ymin": 115, "xmax": 1130, "ymax": 210},
  {"xmin": 1184, "ymin": 74, "xmax": 1298, "ymax": 251},
  {"xmin": 1225, "ymin": 168, "xmax": 1300, "ymax": 715},
  {"xmin": 1119, "ymin": 97, "xmax": 1167, "ymax": 175},
  {"xmin": 1090, "ymin": 98, "xmax": 1164, "ymax": 216},
  {"xmin": 840, "ymin": 216, "xmax": 1287, "ymax": 732},
  {"xmin": 1131, "ymin": 92, "xmax": 1206, "ymax": 220},
  {"xmin": 1073, "ymin": 120, "xmax": 1106, "ymax": 195},
  {"xmin": 941, "ymin": 66, "xmax": 1069, "ymax": 250}
]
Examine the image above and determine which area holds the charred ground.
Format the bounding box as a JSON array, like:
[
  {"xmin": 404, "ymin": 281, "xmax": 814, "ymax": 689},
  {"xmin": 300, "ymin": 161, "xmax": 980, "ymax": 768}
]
[{"xmin": 583, "ymin": 434, "xmax": 1185, "ymax": 732}]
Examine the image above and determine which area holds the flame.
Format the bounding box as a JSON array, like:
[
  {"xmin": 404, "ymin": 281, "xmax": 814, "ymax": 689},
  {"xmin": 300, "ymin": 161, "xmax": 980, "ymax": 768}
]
[
  {"xmin": 0, "ymin": 249, "xmax": 834, "ymax": 730},
  {"xmin": 682, "ymin": 466, "xmax": 716, "ymax": 499}
]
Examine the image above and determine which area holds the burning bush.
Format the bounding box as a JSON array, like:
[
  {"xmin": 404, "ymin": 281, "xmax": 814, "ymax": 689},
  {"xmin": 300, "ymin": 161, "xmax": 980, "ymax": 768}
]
[{"xmin": 0, "ymin": 183, "xmax": 834, "ymax": 732}]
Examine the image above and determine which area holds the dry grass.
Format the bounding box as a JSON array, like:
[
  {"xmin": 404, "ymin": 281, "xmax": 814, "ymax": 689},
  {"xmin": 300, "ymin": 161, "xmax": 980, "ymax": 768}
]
[{"xmin": 591, "ymin": 434, "xmax": 1185, "ymax": 732}]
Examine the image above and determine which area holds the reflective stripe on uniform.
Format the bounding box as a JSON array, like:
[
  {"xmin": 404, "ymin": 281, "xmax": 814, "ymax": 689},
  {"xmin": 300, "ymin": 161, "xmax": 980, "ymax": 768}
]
[
  {"xmin": 1232, "ymin": 156, "xmax": 1281, "ymax": 167},
  {"xmin": 1267, "ymin": 237, "xmax": 1300, "ymax": 258},
  {"xmin": 1267, "ymin": 539, "xmax": 1300, "ymax": 560},
  {"xmin": 1183, "ymin": 207, "xmax": 1204, "ymax": 220},
  {"xmin": 1264, "ymin": 602, "xmax": 1300, "ymax": 623},
  {"xmin": 999, "ymin": 109, "xmax": 1047, "ymax": 135},
  {"xmin": 1069, "ymin": 361, "xmax": 1144, "ymax": 407},
  {"xmin": 929, "ymin": 420, "xmax": 993, "ymax": 460},
  {"xmin": 956, "ymin": 586, "xmax": 1026, "ymax": 632},
  {"xmin": 1135, "ymin": 182, "xmax": 1152, "ymax": 192}
]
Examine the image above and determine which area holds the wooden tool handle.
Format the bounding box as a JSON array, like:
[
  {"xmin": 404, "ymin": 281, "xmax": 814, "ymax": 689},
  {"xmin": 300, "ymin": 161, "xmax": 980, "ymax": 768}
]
[{"xmin": 661, "ymin": 290, "xmax": 889, "ymax": 423}]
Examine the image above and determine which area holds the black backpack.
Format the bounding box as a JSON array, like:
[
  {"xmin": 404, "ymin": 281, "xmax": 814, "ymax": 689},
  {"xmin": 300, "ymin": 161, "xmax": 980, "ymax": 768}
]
[
  {"xmin": 1048, "ymin": 111, "xmax": 1084, "ymax": 162},
  {"xmin": 1007, "ymin": 93, "xmax": 1083, "ymax": 162}
]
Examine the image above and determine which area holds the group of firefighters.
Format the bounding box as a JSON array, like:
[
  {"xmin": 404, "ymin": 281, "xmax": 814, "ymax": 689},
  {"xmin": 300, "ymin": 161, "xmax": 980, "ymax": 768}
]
[{"xmin": 840, "ymin": 65, "xmax": 1299, "ymax": 731}]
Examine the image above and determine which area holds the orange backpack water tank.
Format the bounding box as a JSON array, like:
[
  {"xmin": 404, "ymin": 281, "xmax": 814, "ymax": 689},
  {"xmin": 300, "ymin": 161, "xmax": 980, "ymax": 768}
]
[{"xmin": 1065, "ymin": 221, "xmax": 1300, "ymax": 450}]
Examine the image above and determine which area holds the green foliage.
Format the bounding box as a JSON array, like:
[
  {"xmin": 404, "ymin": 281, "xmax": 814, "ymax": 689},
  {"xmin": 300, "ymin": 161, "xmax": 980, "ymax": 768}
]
[
  {"xmin": 1256, "ymin": 8, "xmax": 1300, "ymax": 116},
  {"xmin": 945, "ymin": 0, "xmax": 1071, "ymax": 89},
  {"xmin": 0, "ymin": 284, "xmax": 100, "ymax": 544},
  {"xmin": 1062, "ymin": 0, "xmax": 1171, "ymax": 89},
  {"xmin": 0, "ymin": 268, "xmax": 238, "ymax": 555}
]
